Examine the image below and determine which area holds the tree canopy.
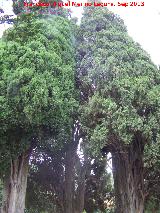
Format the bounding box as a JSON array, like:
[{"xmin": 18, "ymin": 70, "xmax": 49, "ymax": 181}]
[
  {"xmin": 0, "ymin": 13, "xmax": 77, "ymax": 164},
  {"xmin": 77, "ymin": 6, "xmax": 159, "ymax": 153}
]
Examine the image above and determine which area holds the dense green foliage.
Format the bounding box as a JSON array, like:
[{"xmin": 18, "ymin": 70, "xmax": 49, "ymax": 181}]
[
  {"xmin": 0, "ymin": 13, "xmax": 77, "ymax": 172},
  {"xmin": 77, "ymin": 6, "xmax": 159, "ymax": 154}
]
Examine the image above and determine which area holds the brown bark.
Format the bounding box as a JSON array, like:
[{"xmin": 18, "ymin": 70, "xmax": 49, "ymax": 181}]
[
  {"xmin": 1, "ymin": 150, "xmax": 31, "ymax": 213},
  {"xmin": 75, "ymin": 168, "xmax": 86, "ymax": 213},
  {"xmin": 64, "ymin": 142, "xmax": 77, "ymax": 213},
  {"xmin": 75, "ymin": 154, "xmax": 89, "ymax": 213},
  {"xmin": 112, "ymin": 135, "xmax": 144, "ymax": 213},
  {"xmin": 63, "ymin": 123, "xmax": 81, "ymax": 213}
]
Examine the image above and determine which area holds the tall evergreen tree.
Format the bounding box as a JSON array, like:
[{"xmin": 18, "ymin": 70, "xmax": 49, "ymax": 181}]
[
  {"xmin": 0, "ymin": 10, "xmax": 76, "ymax": 213},
  {"xmin": 77, "ymin": 5, "xmax": 160, "ymax": 213}
]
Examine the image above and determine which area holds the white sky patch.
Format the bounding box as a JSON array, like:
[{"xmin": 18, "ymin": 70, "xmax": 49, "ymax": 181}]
[
  {"xmin": 77, "ymin": 138, "xmax": 84, "ymax": 162},
  {"xmin": 106, "ymin": 152, "xmax": 112, "ymax": 173},
  {"xmin": 0, "ymin": 0, "xmax": 14, "ymax": 37}
]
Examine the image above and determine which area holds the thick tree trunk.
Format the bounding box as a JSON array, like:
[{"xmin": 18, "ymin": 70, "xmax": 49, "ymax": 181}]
[
  {"xmin": 1, "ymin": 150, "xmax": 30, "ymax": 213},
  {"xmin": 64, "ymin": 142, "xmax": 77, "ymax": 213},
  {"xmin": 112, "ymin": 135, "xmax": 144, "ymax": 213},
  {"xmin": 75, "ymin": 168, "xmax": 86, "ymax": 213},
  {"xmin": 75, "ymin": 154, "xmax": 89, "ymax": 213},
  {"xmin": 64, "ymin": 123, "xmax": 81, "ymax": 213}
]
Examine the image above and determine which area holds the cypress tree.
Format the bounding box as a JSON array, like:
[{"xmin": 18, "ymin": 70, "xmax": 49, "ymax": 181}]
[
  {"xmin": 77, "ymin": 5, "xmax": 160, "ymax": 213},
  {"xmin": 0, "ymin": 10, "xmax": 76, "ymax": 213}
]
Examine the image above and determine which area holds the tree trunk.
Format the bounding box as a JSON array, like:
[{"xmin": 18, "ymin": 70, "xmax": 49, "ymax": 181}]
[
  {"xmin": 1, "ymin": 150, "xmax": 30, "ymax": 213},
  {"xmin": 64, "ymin": 142, "xmax": 77, "ymax": 213},
  {"xmin": 75, "ymin": 167, "xmax": 86, "ymax": 213},
  {"xmin": 75, "ymin": 153, "xmax": 89, "ymax": 213},
  {"xmin": 112, "ymin": 135, "xmax": 144, "ymax": 213}
]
